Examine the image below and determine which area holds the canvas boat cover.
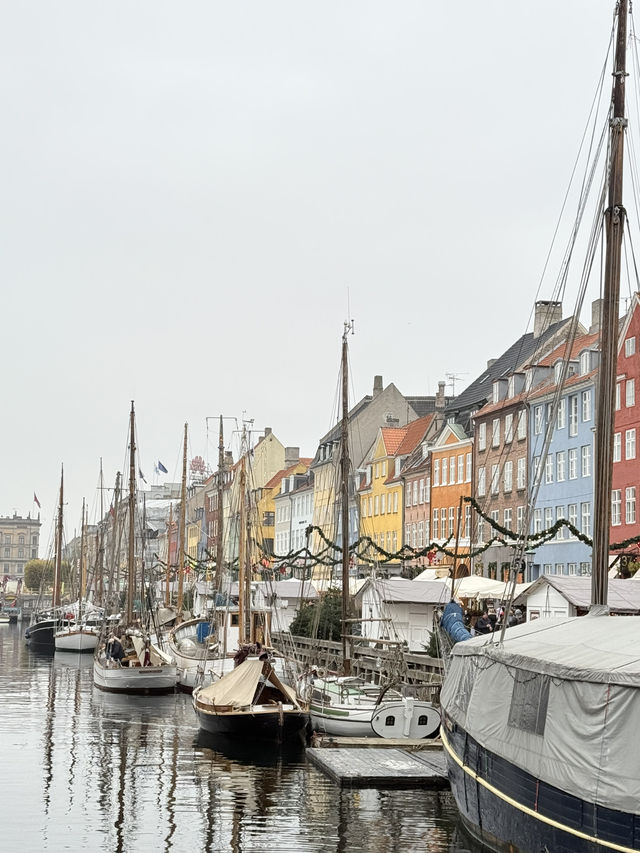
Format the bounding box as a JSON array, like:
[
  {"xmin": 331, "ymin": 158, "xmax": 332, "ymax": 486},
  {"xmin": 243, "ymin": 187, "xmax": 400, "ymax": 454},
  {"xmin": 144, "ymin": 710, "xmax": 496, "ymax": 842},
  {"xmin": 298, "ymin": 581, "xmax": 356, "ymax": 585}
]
[
  {"xmin": 441, "ymin": 612, "xmax": 640, "ymax": 812},
  {"xmin": 197, "ymin": 658, "xmax": 301, "ymax": 709}
]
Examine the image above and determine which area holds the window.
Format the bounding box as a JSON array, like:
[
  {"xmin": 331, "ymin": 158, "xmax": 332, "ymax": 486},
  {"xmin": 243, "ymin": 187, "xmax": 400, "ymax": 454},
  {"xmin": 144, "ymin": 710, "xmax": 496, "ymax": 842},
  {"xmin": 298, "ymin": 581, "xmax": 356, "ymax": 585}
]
[
  {"xmin": 450, "ymin": 456, "xmax": 456, "ymax": 484},
  {"xmin": 569, "ymin": 396, "xmax": 578, "ymax": 436},
  {"xmin": 18, "ymin": 535, "xmax": 24, "ymax": 545},
  {"xmin": 504, "ymin": 461, "xmax": 513, "ymax": 493},
  {"xmin": 442, "ymin": 460, "xmax": 448, "ymax": 485},
  {"xmin": 568, "ymin": 562, "xmax": 578, "ymax": 575},
  {"xmin": 424, "ymin": 520, "xmax": 430, "ymax": 542},
  {"xmin": 533, "ymin": 456, "xmax": 541, "ymax": 484},
  {"xmin": 419, "ymin": 479, "xmax": 425, "ymax": 504},
  {"xmin": 512, "ymin": 457, "xmax": 524, "ymax": 491},
  {"xmin": 4, "ymin": 535, "xmax": 11, "ymax": 544},
  {"xmin": 382, "ymin": 460, "xmax": 387, "ymax": 476},
  {"xmin": 626, "ymin": 428, "xmax": 636, "ymax": 460},
  {"xmin": 458, "ymin": 455, "xmax": 464, "ymax": 484},
  {"xmin": 545, "ymin": 455, "xmax": 554, "ymax": 484},
  {"xmin": 418, "ymin": 715, "xmax": 429, "ymax": 727},
  {"xmin": 614, "ymin": 432, "xmax": 622, "ymax": 463},
  {"xmin": 464, "ymin": 505, "xmax": 471, "ymax": 538},
  {"xmin": 32, "ymin": 535, "xmax": 37, "ymax": 545},
  {"xmin": 411, "ymin": 524, "xmax": 417, "ymax": 547},
  {"xmin": 449, "ymin": 507, "xmax": 455, "ymax": 537},
  {"xmin": 493, "ymin": 382, "xmax": 500, "ymax": 404},
  {"xmin": 17, "ymin": 548, "xmax": 23, "ymax": 558},
  {"xmin": 534, "ymin": 509, "xmax": 542, "ymax": 533},
  {"xmin": 557, "ymin": 398, "xmax": 566, "ymax": 429},
  {"xmin": 393, "ymin": 492, "xmax": 398, "ymax": 513},
  {"xmin": 556, "ymin": 506, "xmax": 565, "ymax": 539},
  {"xmin": 581, "ymin": 445, "xmax": 591, "ymax": 477},
  {"xmin": 504, "ymin": 508, "xmax": 512, "ymax": 533},
  {"xmin": 380, "ymin": 494, "xmax": 386, "ymax": 515},
  {"xmin": 627, "ymin": 379, "xmax": 636, "ymax": 408},
  {"xmin": 433, "ymin": 509, "xmax": 439, "ymax": 539},
  {"xmin": 517, "ymin": 506, "xmax": 525, "ymax": 534},
  {"xmin": 625, "ymin": 336, "xmax": 636, "ymax": 357},
  {"xmin": 556, "ymin": 451, "xmax": 566, "ymax": 482},
  {"xmin": 417, "ymin": 521, "xmax": 424, "ymax": 548},
  {"xmin": 374, "ymin": 496, "xmax": 379, "ymax": 516},
  {"xmin": 478, "ymin": 422, "xmax": 487, "ymax": 451},
  {"xmin": 582, "ymin": 389, "xmax": 592, "ymax": 422},
  {"xmin": 626, "ymin": 487, "xmax": 637, "ymax": 524},
  {"xmin": 477, "ymin": 517, "xmax": 485, "ymax": 543},
  {"xmin": 385, "ymin": 715, "xmax": 396, "ymax": 727},
  {"xmin": 555, "ymin": 563, "xmax": 565, "ymax": 576},
  {"xmin": 361, "ymin": 501, "xmax": 367, "ymax": 519},
  {"xmin": 490, "ymin": 465, "xmax": 499, "ymax": 495},
  {"xmin": 517, "ymin": 410, "xmax": 527, "ymax": 440},
  {"xmin": 544, "ymin": 507, "xmax": 553, "ymax": 530},
  {"xmin": 580, "ymin": 562, "xmax": 592, "ymax": 576},
  {"xmin": 505, "ymin": 413, "xmax": 514, "ymax": 443},
  {"xmin": 568, "ymin": 503, "xmax": 578, "ymax": 533},
  {"xmin": 3, "ymin": 548, "xmax": 8, "ymax": 558},
  {"xmin": 568, "ymin": 448, "xmax": 578, "ymax": 479},
  {"xmin": 580, "ymin": 351, "xmax": 590, "ymax": 375},
  {"xmin": 368, "ymin": 497, "xmax": 373, "ymax": 516},
  {"xmin": 466, "ymin": 453, "xmax": 472, "ymax": 482},
  {"xmin": 612, "ymin": 489, "xmax": 622, "ymax": 526},
  {"xmin": 425, "ymin": 477, "xmax": 430, "ymax": 503},
  {"xmin": 492, "ymin": 418, "xmax": 500, "ymax": 448},
  {"xmin": 375, "ymin": 463, "xmax": 379, "ymax": 478},
  {"xmin": 534, "ymin": 405, "xmax": 543, "ymax": 435},
  {"xmin": 478, "ymin": 467, "xmax": 486, "ymax": 497},
  {"xmin": 433, "ymin": 459, "xmax": 440, "ymax": 486},
  {"xmin": 581, "ymin": 502, "xmax": 591, "ymax": 537},
  {"xmin": 508, "ymin": 671, "xmax": 550, "ymax": 736},
  {"xmin": 413, "ymin": 481, "xmax": 418, "ymax": 506},
  {"xmin": 616, "ymin": 382, "xmax": 622, "ymax": 410}
]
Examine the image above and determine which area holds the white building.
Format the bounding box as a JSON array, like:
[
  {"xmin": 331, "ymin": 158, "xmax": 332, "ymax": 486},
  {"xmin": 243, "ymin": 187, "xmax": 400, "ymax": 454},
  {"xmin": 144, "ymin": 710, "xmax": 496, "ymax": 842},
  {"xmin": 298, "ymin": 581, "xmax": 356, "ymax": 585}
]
[
  {"xmin": 515, "ymin": 575, "xmax": 640, "ymax": 620},
  {"xmin": 274, "ymin": 472, "xmax": 314, "ymax": 567},
  {"xmin": 354, "ymin": 578, "xmax": 449, "ymax": 651}
]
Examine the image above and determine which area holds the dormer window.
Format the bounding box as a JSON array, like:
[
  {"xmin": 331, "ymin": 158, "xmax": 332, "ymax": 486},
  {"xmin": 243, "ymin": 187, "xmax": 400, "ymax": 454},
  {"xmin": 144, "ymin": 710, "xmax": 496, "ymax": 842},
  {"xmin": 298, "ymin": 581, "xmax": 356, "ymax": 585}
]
[
  {"xmin": 508, "ymin": 376, "xmax": 515, "ymax": 398},
  {"xmin": 553, "ymin": 361, "xmax": 563, "ymax": 384},
  {"xmin": 579, "ymin": 351, "xmax": 590, "ymax": 375},
  {"xmin": 525, "ymin": 371, "xmax": 533, "ymax": 391},
  {"xmin": 492, "ymin": 382, "xmax": 500, "ymax": 404}
]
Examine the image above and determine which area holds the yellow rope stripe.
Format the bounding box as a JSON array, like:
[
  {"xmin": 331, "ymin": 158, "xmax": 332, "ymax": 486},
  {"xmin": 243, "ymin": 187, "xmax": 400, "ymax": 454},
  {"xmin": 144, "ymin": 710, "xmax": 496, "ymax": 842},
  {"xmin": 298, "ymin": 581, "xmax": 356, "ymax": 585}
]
[{"xmin": 440, "ymin": 727, "xmax": 638, "ymax": 853}]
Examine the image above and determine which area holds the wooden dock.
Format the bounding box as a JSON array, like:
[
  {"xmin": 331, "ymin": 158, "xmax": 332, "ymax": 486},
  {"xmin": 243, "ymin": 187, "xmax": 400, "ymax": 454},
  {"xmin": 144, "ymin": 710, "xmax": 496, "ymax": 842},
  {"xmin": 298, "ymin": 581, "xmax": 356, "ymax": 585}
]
[
  {"xmin": 307, "ymin": 747, "xmax": 449, "ymax": 789},
  {"xmin": 310, "ymin": 734, "xmax": 442, "ymax": 752}
]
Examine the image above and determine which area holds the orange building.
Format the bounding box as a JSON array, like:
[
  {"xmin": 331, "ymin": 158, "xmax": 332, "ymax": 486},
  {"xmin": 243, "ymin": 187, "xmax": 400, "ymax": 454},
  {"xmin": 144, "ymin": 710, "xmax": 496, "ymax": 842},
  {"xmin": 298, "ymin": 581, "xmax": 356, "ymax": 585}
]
[{"xmin": 429, "ymin": 423, "xmax": 473, "ymax": 560}]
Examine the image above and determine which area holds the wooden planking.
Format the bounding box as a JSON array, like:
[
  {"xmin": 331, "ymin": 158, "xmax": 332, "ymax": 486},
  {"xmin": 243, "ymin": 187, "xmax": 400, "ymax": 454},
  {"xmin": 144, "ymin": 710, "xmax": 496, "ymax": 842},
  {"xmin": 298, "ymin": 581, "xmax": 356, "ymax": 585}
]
[
  {"xmin": 311, "ymin": 734, "xmax": 443, "ymax": 752},
  {"xmin": 307, "ymin": 747, "xmax": 449, "ymax": 789}
]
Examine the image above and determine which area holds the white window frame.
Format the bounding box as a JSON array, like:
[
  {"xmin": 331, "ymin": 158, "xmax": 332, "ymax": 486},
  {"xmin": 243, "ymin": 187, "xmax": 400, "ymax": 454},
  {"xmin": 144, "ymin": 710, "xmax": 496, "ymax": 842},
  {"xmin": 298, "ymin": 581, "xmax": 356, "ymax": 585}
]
[
  {"xmin": 582, "ymin": 389, "xmax": 591, "ymax": 422},
  {"xmin": 568, "ymin": 448, "xmax": 578, "ymax": 480},
  {"xmin": 478, "ymin": 467, "xmax": 486, "ymax": 497},
  {"xmin": 534, "ymin": 406, "xmax": 543, "ymax": 435},
  {"xmin": 627, "ymin": 378, "xmax": 636, "ymax": 408},
  {"xmin": 614, "ymin": 432, "xmax": 622, "ymax": 463},
  {"xmin": 625, "ymin": 336, "xmax": 636, "ymax": 357},
  {"xmin": 556, "ymin": 450, "xmax": 566, "ymax": 482},
  {"xmin": 626, "ymin": 428, "xmax": 636, "ymax": 460},
  {"xmin": 612, "ymin": 489, "xmax": 622, "ymax": 526},
  {"xmin": 626, "ymin": 487, "xmax": 637, "ymax": 525},
  {"xmin": 478, "ymin": 422, "xmax": 487, "ymax": 451},
  {"xmin": 569, "ymin": 395, "xmax": 578, "ymax": 437},
  {"xmin": 505, "ymin": 413, "xmax": 513, "ymax": 443},
  {"xmin": 517, "ymin": 457, "xmax": 526, "ymax": 490},
  {"xmin": 581, "ymin": 445, "xmax": 591, "ymax": 477},
  {"xmin": 492, "ymin": 418, "xmax": 500, "ymax": 448}
]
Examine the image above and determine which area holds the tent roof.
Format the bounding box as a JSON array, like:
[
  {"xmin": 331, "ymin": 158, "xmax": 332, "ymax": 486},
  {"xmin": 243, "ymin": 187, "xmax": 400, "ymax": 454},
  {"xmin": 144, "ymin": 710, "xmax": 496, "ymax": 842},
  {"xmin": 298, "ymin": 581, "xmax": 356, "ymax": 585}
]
[
  {"xmin": 355, "ymin": 578, "xmax": 450, "ymax": 605},
  {"xmin": 514, "ymin": 576, "xmax": 640, "ymax": 612}
]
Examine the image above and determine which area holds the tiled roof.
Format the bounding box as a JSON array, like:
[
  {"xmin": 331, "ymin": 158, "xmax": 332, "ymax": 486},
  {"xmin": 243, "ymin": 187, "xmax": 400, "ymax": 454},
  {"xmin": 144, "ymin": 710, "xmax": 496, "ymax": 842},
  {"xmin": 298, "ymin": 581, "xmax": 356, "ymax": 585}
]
[
  {"xmin": 475, "ymin": 390, "xmax": 528, "ymax": 418},
  {"xmin": 528, "ymin": 368, "xmax": 597, "ymax": 401},
  {"xmin": 264, "ymin": 459, "xmax": 313, "ymax": 490},
  {"xmin": 395, "ymin": 414, "xmax": 435, "ymax": 456},
  {"xmin": 447, "ymin": 317, "xmax": 576, "ymax": 416},
  {"xmin": 537, "ymin": 331, "xmax": 599, "ymax": 367},
  {"xmin": 380, "ymin": 426, "xmax": 410, "ymax": 455}
]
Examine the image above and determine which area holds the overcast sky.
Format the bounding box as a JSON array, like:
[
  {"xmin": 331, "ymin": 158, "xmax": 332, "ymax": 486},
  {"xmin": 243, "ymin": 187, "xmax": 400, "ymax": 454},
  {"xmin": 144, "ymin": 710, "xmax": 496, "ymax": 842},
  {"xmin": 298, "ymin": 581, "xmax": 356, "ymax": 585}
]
[{"xmin": 0, "ymin": 1, "xmax": 618, "ymax": 541}]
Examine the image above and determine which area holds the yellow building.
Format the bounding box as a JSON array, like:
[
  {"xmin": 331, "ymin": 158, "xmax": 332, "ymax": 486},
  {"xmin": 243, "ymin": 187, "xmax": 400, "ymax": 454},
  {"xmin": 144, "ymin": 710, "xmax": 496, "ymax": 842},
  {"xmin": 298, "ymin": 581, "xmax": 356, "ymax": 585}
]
[
  {"xmin": 253, "ymin": 457, "xmax": 312, "ymax": 560},
  {"xmin": 359, "ymin": 416, "xmax": 435, "ymax": 565}
]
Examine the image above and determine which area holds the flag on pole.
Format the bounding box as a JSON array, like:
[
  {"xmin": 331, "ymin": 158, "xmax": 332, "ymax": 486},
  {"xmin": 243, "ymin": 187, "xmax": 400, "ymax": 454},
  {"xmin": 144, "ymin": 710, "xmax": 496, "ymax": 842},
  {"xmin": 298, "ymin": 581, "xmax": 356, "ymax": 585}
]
[
  {"xmin": 33, "ymin": 492, "xmax": 41, "ymax": 508},
  {"xmin": 138, "ymin": 466, "xmax": 147, "ymax": 484},
  {"xmin": 157, "ymin": 460, "xmax": 168, "ymax": 474}
]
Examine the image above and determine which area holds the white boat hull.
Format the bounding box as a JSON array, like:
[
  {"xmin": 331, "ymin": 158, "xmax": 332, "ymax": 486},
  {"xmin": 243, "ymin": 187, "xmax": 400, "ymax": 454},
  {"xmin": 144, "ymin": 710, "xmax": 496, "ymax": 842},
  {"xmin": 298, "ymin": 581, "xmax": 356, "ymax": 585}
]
[
  {"xmin": 93, "ymin": 658, "xmax": 178, "ymax": 694},
  {"xmin": 55, "ymin": 628, "xmax": 98, "ymax": 653}
]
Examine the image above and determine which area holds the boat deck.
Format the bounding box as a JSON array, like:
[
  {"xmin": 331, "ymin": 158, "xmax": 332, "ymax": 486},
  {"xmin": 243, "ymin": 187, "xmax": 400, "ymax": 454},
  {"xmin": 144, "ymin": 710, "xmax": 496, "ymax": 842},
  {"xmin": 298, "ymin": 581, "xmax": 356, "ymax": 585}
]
[{"xmin": 306, "ymin": 746, "xmax": 449, "ymax": 789}]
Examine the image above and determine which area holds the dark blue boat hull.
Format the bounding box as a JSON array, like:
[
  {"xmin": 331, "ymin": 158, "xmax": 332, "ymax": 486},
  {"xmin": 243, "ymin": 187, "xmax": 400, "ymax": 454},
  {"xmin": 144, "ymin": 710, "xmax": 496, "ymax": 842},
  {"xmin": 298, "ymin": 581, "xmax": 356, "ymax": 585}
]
[{"xmin": 442, "ymin": 716, "xmax": 640, "ymax": 852}]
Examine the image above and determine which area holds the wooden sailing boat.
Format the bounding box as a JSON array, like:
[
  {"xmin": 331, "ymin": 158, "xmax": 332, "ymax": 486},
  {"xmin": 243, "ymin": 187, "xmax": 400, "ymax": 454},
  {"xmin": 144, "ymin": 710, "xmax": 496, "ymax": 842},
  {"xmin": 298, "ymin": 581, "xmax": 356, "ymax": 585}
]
[
  {"xmin": 440, "ymin": 4, "xmax": 640, "ymax": 851},
  {"xmin": 55, "ymin": 497, "xmax": 99, "ymax": 653},
  {"xmin": 192, "ymin": 426, "xmax": 308, "ymax": 741},
  {"xmin": 93, "ymin": 402, "xmax": 177, "ymax": 694},
  {"xmin": 307, "ymin": 324, "xmax": 441, "ymax": 739},
  {"xmin": 25, "ymin": 465, "xmax": 71, "ymax": 650}
]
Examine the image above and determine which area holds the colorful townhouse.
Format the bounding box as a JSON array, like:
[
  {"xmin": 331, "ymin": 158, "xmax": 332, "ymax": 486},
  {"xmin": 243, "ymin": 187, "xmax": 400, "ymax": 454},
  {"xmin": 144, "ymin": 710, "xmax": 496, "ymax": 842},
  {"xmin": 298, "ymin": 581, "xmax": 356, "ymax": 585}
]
[
  {"xmin": 428, "ymin": 422, "xmax": 473, "ymax": 564},
  {"xmin": 472, "ymin": 373, "xmax": 529, "ymax": 580},
  {"xmin": 274, "ymin": 469, "xmax": 314, "ymax": 573},
  {"xmin": 359, "ymin": 414, "xmax": 437, "ymax": 569},
  {"xmin": 611, "ymin": 292, "xmax": 640, "ymax": 554},
  {"xmin": 527, "ymin": 330, "xmax": 599, "ymax": 579},
  {"xmin": 254, "ymin": 452, "xmax": 312, "ymax": 558}
]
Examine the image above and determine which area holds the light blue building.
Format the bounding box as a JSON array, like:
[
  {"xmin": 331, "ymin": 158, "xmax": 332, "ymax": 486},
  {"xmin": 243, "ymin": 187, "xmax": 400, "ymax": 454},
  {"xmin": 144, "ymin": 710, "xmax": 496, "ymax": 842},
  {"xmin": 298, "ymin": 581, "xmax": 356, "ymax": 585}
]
[{"xmin": 528, "ymin": 336, "xmax": 598, "ymax": 579}]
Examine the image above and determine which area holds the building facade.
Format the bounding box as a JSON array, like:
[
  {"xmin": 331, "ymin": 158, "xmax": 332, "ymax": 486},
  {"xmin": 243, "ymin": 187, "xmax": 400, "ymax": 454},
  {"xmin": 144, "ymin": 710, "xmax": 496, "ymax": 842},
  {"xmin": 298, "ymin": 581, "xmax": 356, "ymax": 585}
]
[{"xmin": 0, "ymin": 513, "xmax": 40, "ymax": 579}]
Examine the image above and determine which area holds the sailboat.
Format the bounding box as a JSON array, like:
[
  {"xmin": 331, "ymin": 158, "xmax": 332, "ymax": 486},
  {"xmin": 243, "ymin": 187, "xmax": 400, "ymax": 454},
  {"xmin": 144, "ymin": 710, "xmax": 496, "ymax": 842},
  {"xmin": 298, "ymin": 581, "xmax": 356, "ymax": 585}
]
[
  {"xmin": 192, "ymin": 429, "xmax": 309, "ymax": 741},
  {"xmin": 306, "ymin": 323, "xmax": 441, "ymax": 739},
  {"xmin": 440, "ymin": 4, "xmax": 640, "ymax": 851},
  {"xmin": 25, "ymin": 466, "xmax": 72, "ymax": 650},
  {"xmin": 55, "ymin": 498, "xmax": 99, "ymax": 653},
  {"xmin": 93, "ymin": 402, "xmax": 177, "ymax": 694}
]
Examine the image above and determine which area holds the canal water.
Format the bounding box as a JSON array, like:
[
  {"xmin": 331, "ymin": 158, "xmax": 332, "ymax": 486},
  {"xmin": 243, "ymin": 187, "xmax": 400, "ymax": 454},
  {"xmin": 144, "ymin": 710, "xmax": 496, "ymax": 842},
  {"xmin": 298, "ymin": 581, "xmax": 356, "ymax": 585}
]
[{"xmin": 0, "ymin": 623, "xmax": 478, "ymax": 852}]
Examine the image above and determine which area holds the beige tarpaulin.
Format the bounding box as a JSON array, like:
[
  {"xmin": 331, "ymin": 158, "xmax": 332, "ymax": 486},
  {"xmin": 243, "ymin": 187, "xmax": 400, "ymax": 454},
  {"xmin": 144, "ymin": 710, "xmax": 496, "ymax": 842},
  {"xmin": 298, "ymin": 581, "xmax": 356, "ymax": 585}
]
[
  {"xmin": 198, "ymin": 658, "xmax": 301, "ymax": 709},
  {"xmin": 131, "ymin": 635, "xmax": 173, "ymax": 667}
]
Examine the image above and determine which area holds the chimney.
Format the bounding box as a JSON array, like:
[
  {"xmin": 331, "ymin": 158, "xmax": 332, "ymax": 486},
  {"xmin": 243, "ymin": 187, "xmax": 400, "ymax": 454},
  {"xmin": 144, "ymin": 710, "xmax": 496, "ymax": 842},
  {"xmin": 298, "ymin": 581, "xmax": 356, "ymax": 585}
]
[
  {"xmin": 435, "ymin": 380, "xmax": 446, "ymax": 430},
  {"xmin": 487, "ymin": 358, "xmax": 497, "ymax": 370},
  {"xmin": 533, "ymin": 300, "xmax": 563, "ymax": 338},
  {"xmin": 590, "ymin": 298, "xmax": 603, "ymax": 334},
  {"xmin": 373, "ymin": 375, "xmax": 383, "ymax": 397},
  {"xmin": 285, "ymin": 447, "xmax": 300, "ymax": 468},
  {"xmin": 264, "ymin": 427, "xmax": 272, "ymax": 437}
]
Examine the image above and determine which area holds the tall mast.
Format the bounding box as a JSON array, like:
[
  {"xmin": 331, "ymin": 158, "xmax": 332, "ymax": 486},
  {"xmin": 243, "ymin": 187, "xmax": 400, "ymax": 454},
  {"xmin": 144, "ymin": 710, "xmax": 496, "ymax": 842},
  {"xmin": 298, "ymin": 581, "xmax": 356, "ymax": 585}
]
[
  {"xmin": 109, "ymin": 472, "xmax": 121, "ymax": 611},
  {"xmin": 177, "ymin": 423, "xmax": 188, "ymax": 615},
  {"xmin": 592, "ymin": 0, "xmax": 628, "ymax": 607},
  {"xmin": 79, "ymin": 498, "xmax": 86, "ymax": 621},
  {"xmin": 215, "ymin": 415, "xmax": 225, "ymax": 590},
  {"xmin": 165, "ymin": 502, "xmax": 173, "ymax": 607},
  {"xmin": 53, "ymin": 464, "xmax": 64, "ymax": 608},
  {"xmin": 238, "ymin": 451, "xmax": 248, "ymax": 643},
  {"xmin": 341, "ymin": 322, "xmax": 353, "ymax": 674},
  {"xmin": 127, "ymin": 402, "xmax": 136, "ymax": 625},
  {"xmin": 96, "ymin": 459, "xmax": 105, "ymax": 605}
]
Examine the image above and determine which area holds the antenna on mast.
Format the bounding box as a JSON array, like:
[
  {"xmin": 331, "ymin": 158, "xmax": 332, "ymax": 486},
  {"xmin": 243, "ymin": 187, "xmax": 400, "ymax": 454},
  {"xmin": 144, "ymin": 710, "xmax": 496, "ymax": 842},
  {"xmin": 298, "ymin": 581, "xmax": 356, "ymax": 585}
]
[{"xmin": 445, "ymin": 372, "xmax": 467, "ymax": 397}]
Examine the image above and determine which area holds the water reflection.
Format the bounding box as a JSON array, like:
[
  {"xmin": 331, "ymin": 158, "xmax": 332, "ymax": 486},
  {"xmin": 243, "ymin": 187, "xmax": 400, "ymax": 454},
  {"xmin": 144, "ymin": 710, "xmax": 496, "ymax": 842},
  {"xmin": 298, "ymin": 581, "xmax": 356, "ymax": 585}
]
[{"xmin": 0, "ymin": 623, "xmax": 479, "ymax": 852}]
